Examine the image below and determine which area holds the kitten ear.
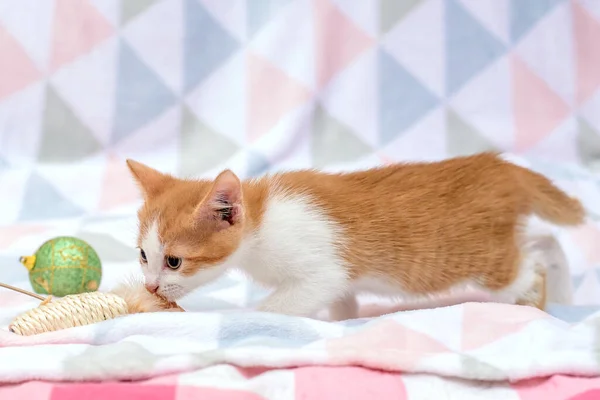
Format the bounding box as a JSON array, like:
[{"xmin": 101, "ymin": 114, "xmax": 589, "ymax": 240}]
[
  {"xmin": 126, "ymin": 159, "xmax": 173, "ymax": 199},
  {"xmin": 195, "ymin": 169, "xmax": 243, "ymax": 230}
]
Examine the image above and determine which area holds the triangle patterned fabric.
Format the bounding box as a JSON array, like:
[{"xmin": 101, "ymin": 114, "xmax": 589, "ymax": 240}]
[{"xmin": 0, "ymin": 0, "xmax": 599, "ymax": 309}]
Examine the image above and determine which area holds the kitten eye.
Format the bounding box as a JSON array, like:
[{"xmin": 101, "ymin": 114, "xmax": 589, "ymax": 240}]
[
  {"xmin": 165, "ymin": 256, "xmax": 182, "ymax": 270},
  {"xmin": 140, "ymin": 249, "xmax": 147, "ymax": 263}
]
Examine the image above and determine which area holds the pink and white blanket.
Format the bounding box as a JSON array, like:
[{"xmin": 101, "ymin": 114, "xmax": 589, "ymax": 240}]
[{"xmin": 2, "ymin": 300, "xmax": 600, "ymax": 399}]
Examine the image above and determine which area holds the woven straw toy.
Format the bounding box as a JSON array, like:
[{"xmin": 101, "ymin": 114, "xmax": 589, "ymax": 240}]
[{"xmin": 1, "ymin": 279, "xmax": 184, "ymax": 336}]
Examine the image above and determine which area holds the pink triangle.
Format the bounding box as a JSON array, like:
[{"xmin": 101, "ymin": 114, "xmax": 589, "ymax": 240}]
[
  {"xmin": 247, "ymin": 52, "xmax": 311, "ymax": 142},
  {"xmin": 513, "ymin": 376, "xmax": 600, "ymax": 400},
  {"xmin": 570, "ymin": 389, "xmax": 600, "ymax": 400},
  {"xmin": 461, "ymin": 302, "xmax": 548, "ymax": 351},
  {"xmin": 50, "ymin": 0, "xmax": 113, "ymax": 71},
  {"xmin": 0, "ymin": 224, "xmax": 47, "ymax": 250},
  {"xmin": 573, "ymin": 2, "xmax": 600, "ymax": 105},
  {"xmin": 314, "ymin": 0, "xmax": 374, "ymax": 89},
  {"xmin": 326, "ymin": 320, "xmax": 448, "ymax": 370},
  {"xmin": 98, "ymin": 155, "xmax": 141, "ymax": 210},
  {"xmin": 0, "ymin": 26, "xmax": 41, "ymax": 100},
  {"xmin": 512, "ymin": 55, "xmax": 569, "ymax": 151}
]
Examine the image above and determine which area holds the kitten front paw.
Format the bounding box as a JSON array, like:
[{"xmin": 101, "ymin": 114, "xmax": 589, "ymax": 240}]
[{"xmin": 329, "ymin": 294, "xmax": 358, "ymax": 321}]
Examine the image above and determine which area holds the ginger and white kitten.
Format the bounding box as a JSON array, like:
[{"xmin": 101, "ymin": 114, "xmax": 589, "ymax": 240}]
[{"xmin": 126, "ymin": 153, "xmax": 584, "ymax": 320}]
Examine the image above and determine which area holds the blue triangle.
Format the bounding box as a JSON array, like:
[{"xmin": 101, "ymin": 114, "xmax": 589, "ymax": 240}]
[
  {"xmin": 18, "ymin": 173, "xmax": 84, "ymax": 221},
  {"xmin": 218, "ymin": 313, "xmax": 321, "ymax": 347},
  {"xmin": 184, "ymin": 0, "xmax": 239, "ymax": 93},
  {"xmin": 0, "ymin": 255, "xmax": 27, "ymax": 283},
  {"xmin": 510, "ymin": 0, "xmax": 563, "ymax": 42},
  {"xmin": 378, "ymin": 49, "xmax": 438, "ymax": 146},
  {"xmin": 113, "ymin": 40, "xmax": 175, "ymax": 143},
  {"xmin": 247, "ymin": 0, "xmax": 292, "ymax": 37},
  {"xmin": 572, "ymin": 272, "xmax": 585, "ymax": 290},
  {"xmin": 446, "ymin": 0, "xmax": 505, "ymax": 95},
  {"xmin": 247, "ymin": 152, "xmax": 270, "ymax": 177}
]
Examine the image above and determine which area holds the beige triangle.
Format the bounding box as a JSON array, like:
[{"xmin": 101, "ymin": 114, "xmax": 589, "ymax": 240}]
[
  {"xmin": 121, "ymin": 0, "xmax": 158, "ymax": 25},
  {"xmin": 446, "ymin": 108, "xmax": 496, "ymax": 157},
  {"xmin": 179, "ymin": 107, "xmax": 239, "ymax": 176},
  {"xmin": 38, "ymin": 86, "xmax": 102, "ymax": 162},
  {"xmin": 578, "ymin": 118, "xmax": 600, "ymax": 171},
  {"xmin": 380, "ymin": 0, "xmax": 423, "ymax": 34},
  {"xmin": 312, "ymin": 106, "xmax": 372, "ymax": 168}
]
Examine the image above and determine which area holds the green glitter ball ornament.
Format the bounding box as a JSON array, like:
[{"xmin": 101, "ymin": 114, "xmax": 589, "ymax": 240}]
[{"xmin": 19, "ymin": 236, "xmax": 102, "ymax": 297}]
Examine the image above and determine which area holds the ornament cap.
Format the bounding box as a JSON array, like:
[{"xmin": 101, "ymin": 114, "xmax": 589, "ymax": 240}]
[{"xmin": 20, "ymin": 255, "xmax": 36, "ymax": 271}]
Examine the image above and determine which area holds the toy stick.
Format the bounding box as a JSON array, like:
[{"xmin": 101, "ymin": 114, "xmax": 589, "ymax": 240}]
[{"xmin": 0, "ymin": 282, "xmax": 46, "ymax": 301}]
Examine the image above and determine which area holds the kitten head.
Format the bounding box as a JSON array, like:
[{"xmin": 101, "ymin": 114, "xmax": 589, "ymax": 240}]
[{"xmin": 126, "ymin": 160, "xmax": 247, "ymax": 301}]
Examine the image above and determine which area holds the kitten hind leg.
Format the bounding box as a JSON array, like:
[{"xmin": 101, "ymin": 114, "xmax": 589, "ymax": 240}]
[
  {"xmin": 531, "ymin": 234, "xmax": 572, "ymax": 304},
  {"xmin": 505, "ymin": 218, "xmax": 572, "ymax": 309},
  {"xmin": 512, "ymin": 232, "xmax": 567, "ymax": 310},
  {"xmin": 516, "ymin": 268, "xmax": 547, "ymax": 309},
  {"xmin": 484, "ymin": 246, "xmax": 548, "ymax": 310}
]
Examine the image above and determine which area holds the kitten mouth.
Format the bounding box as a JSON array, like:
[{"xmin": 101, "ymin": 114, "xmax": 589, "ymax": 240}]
[{"xmin": 158, "ymin": 285, "xmax": 185, "ymax": 301}]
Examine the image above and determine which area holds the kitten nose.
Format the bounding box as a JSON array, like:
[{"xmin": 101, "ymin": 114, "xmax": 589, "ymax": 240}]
[{"xmin": 145, "ymin": 283, "xmax": 159, "ymax": 294}]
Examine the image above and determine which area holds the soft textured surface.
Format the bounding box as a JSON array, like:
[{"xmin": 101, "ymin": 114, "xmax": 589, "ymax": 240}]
[
  {"xmin": 2, "ymin": 300, "xmax": 600, "ymax": 399},
  {"xmin": 2, "ymin": 0, "xmax": 600, "ymax": 397}
]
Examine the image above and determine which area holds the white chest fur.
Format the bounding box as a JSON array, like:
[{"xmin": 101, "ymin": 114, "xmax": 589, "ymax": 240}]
[
  {"xmin": 233, "ymin": 192, "xmax": 352, "ymax": 316},
  {"xmin": 239, "ymin": 192, "xmax": 349, "ymax": 286}
]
